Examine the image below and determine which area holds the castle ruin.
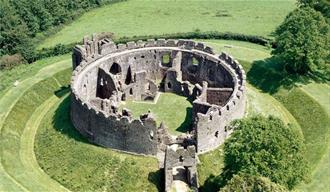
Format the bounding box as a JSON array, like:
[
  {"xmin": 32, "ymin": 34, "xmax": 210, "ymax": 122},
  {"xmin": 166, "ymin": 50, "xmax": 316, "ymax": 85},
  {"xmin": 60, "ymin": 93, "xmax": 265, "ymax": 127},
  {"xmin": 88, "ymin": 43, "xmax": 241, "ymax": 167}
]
[{"xmin": 70, "ymin": 34, "xmax": 246, "ymax": 191}]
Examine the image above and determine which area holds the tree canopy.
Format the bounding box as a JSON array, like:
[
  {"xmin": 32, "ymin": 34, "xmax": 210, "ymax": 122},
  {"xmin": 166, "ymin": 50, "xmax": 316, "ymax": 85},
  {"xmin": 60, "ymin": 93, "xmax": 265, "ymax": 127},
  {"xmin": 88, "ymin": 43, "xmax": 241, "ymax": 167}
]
[
  {"xmin": 224, "ymin": 115, "xmax": 309, "ymax": 189},
  {"xmin": 0, "ymin": 0, "xmax": 122, "ymax": 61},
  {"xmin": 298, "ymin": 0, "xmax": 330, "ymax": 20},
  {"xmin": 272, "ymin": 7, "xmax": 330, "ymax": 75},
  {"xmin": 221, "ymin": 173, "xmax": 287, "ymax": 192}
]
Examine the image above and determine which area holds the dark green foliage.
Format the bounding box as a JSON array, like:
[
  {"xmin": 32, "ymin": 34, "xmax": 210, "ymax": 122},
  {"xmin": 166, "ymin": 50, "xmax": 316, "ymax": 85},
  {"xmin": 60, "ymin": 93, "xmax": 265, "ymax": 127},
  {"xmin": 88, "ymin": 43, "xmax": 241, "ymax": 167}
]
[
  {"xmin": 0, "ymin": 0, "xmax": 29, "ymax": 55},
  {"xmin": 221, "ymin": 173, "xmax": 287, "ymax": 192},
  {"xmin": 298, "ymin": 0, "xmax": 330, "ymax": 19},
  {"xmin": 272, "ymin": 7, "xmax": 330, "ymax": 75},
  {"xmin": 224, "ymin": 115, "xmax": 309, "ymax": 189},
  {"xmin": 0, "ymin": 0, "xmax": 125, "ymax": 58}
]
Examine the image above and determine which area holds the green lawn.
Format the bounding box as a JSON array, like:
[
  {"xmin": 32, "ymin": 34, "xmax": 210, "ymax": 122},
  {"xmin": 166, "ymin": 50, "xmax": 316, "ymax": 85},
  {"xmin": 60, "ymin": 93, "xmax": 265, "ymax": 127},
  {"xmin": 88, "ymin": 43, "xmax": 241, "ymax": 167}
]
[
  {"xmin": 35, "ymin": 95, "xmax": 161, "ymax": 192},
  {"xmin": 120, "ymin": 93, "xmax": 193, "ymax": 135},
  {"xmin": 0, "ymin": 54, "xmax": 71, "ymax": 98},
  {"xmin": 0, "ymin": 70, "xmax": 72, "ymax": 192},
  {"xmin": 202, "ymin": 39, "xmax": 271, "ymax": 62},
  {"xmin": 1, "ymin": 38, "xmax": 329, "ymax": 192},
  {"xmin": 282, "ymin": 83, "xmax": 330, "ymax": 192},
  {"xmin": 0, "ymin": 65, "xmax": 160, "ymax": 191},
  {"xmin": 38, "ymin": 0, "xmax": 295, "ymax": 48},
  {"xmin": 246, "ymin": 83, "xmax": 300, "ymax": 128},
  {"xmin": 275, "ymin": 88, "xmax": 330, "ymax": 171}
]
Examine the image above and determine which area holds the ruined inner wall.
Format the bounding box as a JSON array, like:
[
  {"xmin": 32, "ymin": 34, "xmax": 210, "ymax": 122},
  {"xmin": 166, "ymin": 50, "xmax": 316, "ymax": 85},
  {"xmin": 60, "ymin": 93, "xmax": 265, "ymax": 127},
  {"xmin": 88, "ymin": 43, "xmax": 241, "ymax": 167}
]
[{"xmin": 71, "ymin": 36, "xmax": 246, "ymax": 155}]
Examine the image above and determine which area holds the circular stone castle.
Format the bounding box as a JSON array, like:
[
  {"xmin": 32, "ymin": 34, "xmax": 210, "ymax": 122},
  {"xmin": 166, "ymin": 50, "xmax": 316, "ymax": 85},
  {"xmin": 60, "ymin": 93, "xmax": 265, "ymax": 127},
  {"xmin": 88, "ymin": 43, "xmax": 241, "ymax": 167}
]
[{"xmin": 70, "ymin": 34, "xmax": 246, "ymax": 191}]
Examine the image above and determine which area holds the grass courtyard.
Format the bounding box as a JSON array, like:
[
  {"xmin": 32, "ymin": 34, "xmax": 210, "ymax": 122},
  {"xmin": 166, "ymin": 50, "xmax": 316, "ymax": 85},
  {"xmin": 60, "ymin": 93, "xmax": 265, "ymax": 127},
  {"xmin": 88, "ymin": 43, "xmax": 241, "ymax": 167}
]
[{"xmin": 120, "ymin": 93, "xmax": 193, "ymax": 135}]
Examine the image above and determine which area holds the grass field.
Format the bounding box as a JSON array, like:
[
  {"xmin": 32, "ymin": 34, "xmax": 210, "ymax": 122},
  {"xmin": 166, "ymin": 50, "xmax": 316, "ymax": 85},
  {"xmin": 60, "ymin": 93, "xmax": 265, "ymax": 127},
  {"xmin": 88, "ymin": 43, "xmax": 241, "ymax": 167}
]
[
  {"xmin": 38, "ymin": 0, "xmax": 296, "ymax": 48},
  {"xmin": 1, "ymin": 37, "xmax": 329, "ymax": 191},
  {"xmin": 120, "ymin": 93, "xmax": 192, "ymax": 135}
]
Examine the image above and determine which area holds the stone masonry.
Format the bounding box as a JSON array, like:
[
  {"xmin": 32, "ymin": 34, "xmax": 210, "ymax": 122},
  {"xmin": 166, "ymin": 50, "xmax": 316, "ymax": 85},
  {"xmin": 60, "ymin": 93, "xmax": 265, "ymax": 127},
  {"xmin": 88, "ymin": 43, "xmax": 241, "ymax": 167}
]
[{"xmin": 70, "ymin": 34, "xmax": 246, "ymax": 191}]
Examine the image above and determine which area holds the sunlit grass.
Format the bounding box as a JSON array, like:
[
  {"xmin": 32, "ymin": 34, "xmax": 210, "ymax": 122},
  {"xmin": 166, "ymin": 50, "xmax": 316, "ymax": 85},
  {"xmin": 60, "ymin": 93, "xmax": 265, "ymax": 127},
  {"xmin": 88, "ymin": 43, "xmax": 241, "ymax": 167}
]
[
  {"xmin": 39, "ymin": 0, "xmax": 296, "ymax": 48},
  {"xmin": 120, "ymin": 92, "xmax": 193, "ymax": 135}
]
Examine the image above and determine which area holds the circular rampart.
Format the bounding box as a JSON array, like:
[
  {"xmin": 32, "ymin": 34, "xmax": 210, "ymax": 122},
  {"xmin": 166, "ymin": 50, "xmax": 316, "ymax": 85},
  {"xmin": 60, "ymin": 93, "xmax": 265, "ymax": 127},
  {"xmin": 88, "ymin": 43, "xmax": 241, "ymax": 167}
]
[{"xmin": 71, "ymin": 37, "xmax": 246, "ymax": 155}]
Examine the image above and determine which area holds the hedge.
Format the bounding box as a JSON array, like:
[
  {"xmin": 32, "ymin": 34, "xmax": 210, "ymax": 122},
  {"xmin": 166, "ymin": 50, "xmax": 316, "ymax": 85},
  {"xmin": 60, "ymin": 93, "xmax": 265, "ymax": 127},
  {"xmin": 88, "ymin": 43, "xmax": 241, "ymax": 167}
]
[{"xmin": 33, "ymin": 31, "xmax": 272, "ymax": 62}]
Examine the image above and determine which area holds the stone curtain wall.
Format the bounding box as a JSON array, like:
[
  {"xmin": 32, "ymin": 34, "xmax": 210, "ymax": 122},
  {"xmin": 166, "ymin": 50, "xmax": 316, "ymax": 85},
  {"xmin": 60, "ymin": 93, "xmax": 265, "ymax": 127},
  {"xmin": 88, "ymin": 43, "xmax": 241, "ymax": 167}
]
[
  {"xmin": 70, "ymin": 35, "xmax": 246, "ymax": 156},
  {"xmin": 71, "ymin": 94, "xmax": 159, "ymax": 155}
]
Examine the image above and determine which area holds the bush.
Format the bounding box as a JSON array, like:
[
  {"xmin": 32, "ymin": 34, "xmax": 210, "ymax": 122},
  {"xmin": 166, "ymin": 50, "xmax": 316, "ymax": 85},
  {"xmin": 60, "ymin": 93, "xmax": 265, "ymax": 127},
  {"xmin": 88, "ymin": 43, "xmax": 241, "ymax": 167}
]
[
  {"xmin": 221, "ymin": 173, "xmax": 287, "ymax": 192},
  {"xmin": 272, "ymin": 7, "xmax": 330, "ymax": 75},
  {"xmin": 0, "ymin": 54, "xmax": 26, "ymax": 70},
  {"xmin": 224, "ymin": 115, "xmax": 309, "ymax": 189}
]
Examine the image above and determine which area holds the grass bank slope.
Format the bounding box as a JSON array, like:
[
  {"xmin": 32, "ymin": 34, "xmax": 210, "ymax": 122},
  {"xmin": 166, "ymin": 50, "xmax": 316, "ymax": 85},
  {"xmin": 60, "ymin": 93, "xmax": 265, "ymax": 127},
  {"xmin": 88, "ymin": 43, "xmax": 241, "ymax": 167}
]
[
  {"xmin": 0, "ymin": 70, "xmax": 72, "ymax": 192},
  {"xmin": 0, "ymin": 54, "xmax": 70, "ymax": 98},
  {"xmin": 39, "ymin": 0, "xmax": 295, "ymax": 48},
  {"xmin": 275, "ymin": 87, "xmax": 329, "ymax": 172},
  {"xmin": 290, "ymin": 83, "xmax": 330, "ymax": 192}
]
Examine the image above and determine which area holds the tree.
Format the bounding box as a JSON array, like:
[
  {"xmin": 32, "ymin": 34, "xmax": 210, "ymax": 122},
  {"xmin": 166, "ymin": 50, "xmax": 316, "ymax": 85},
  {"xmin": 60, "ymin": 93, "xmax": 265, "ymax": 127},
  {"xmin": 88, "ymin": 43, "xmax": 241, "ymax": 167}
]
[
  {"xmin": 0, "ymin": 0, "xmax": 30, "ymax": 55},
  {"xmin": 298, "ymin": 0, "xmax": 330, "ymax": 19},
  {"xmin": 221, "ymin": 173, "xmax": 287, "ymax": 192},
  {"xmin": 272, "ymin": 7, "xmax": 330, "ymax": 74},
  {"xmin": 224, "ymin": 115, "xmax": 309, "ymax": 189}
]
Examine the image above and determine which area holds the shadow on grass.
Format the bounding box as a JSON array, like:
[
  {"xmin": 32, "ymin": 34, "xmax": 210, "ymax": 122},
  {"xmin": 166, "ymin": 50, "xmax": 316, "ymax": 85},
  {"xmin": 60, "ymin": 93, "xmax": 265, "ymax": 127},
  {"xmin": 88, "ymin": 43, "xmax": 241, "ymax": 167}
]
[
  {"xmin": 199, "ymin": 168, "xmax": 234, "ymax": 192},
  {"xmin": 54, "ymin": 85, "xmax": 70, "ymax": 98},
  {"xmin": 247, "ymin": 57, "xmax": 296, "ymax": 94},
  {"xmin": 176, "ymin": 107, "xmax": 193, "ymax": 133},
  {"xmin": 246, "ymin": 57, "xmax": 328, "ymax": 94},
  {"xmin": 52, "ymin": 95, "xmax": 89, "ymax": 144},
  {"xmin": 148, "ymin": 168, "xmax": 165, "ymax": 192}
]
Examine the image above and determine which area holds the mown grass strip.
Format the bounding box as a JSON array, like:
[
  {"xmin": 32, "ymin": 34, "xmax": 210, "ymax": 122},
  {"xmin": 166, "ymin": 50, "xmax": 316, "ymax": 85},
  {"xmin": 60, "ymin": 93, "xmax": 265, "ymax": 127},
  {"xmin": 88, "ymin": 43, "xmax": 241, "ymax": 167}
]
[
  {"xmin": 294, "ymin": 83, "xmax": 330, "ymax": 192},
  {"xmin": 275, "ymin": 88, "xmax": 330, "ymax": 169},
  {"xmin": 0, "ymin": 69, "xmax": 71, "ymax": 191}
]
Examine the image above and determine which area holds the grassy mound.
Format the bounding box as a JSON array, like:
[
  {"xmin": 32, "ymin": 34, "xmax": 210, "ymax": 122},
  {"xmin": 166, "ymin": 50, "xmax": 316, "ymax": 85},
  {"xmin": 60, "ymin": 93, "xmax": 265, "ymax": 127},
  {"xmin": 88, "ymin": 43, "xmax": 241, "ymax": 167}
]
[
  {"xmin": 39, "ymin": 0, "xmax": 295, "ymax": 48},
  {"xmin": 120, "ymin": 92, "xmax": 192, "ymax": 135}
]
